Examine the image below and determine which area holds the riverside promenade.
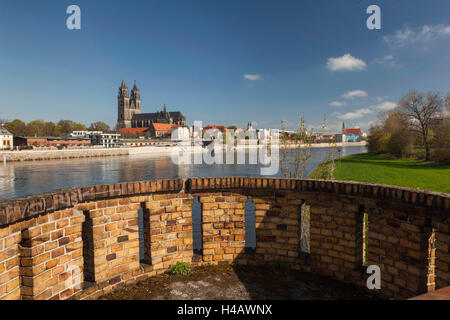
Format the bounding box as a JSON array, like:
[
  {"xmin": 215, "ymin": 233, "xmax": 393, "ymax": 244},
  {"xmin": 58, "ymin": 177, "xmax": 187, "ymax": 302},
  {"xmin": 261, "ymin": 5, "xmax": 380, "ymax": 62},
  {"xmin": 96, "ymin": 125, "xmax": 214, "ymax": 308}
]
[{"xmin": 0, "ymin": 142, "xmax": 367, "ymax": 163}]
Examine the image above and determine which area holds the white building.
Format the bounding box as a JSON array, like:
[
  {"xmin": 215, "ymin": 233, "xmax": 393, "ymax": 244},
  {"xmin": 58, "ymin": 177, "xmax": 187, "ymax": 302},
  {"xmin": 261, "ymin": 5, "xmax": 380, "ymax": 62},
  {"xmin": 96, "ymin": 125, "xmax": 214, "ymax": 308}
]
[
  {"xmin": 70, "ymin": 131, "xmax": 121, "ymax": 148},
  {"xmin": 91, "ymin": 133, "xmax": 122, "ymax": 148},
  {"xmin": 257, "ymin": 128, "xmax": 271, "ymax": 142},
  {"xmin": 0, "ymin": 128, "xmax": 13, "ymax": 150},
  {"xmin": 70, "ymin": 131, "xmax": 103, "ymax": 137}
]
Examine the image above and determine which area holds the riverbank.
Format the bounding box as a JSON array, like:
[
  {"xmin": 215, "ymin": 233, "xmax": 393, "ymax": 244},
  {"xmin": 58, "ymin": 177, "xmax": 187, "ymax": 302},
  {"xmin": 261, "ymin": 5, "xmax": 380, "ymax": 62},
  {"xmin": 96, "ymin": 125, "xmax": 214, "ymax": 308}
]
[
  {"xmin": 309, "ymin": 153, "xmax": 450, "ymax": 193},
  {"xmin": 0, "ymin": 141, "xmax": 366, "ymax": 162}
]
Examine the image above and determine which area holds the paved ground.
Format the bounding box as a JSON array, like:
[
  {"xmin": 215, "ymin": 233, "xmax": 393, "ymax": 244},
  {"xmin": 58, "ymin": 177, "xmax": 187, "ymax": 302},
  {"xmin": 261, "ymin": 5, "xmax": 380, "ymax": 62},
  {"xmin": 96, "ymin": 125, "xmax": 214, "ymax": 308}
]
[{"xmin": 99, "ymin": 264, "xmax": 385, "ymax": 300}]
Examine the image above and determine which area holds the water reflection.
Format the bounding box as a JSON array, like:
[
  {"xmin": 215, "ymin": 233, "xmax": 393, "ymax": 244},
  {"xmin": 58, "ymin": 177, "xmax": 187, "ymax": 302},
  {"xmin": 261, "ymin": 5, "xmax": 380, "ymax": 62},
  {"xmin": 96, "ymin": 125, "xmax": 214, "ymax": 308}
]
[{"xmin": 0, "ymin": 146, "xmax": 366, "ymax": 200}]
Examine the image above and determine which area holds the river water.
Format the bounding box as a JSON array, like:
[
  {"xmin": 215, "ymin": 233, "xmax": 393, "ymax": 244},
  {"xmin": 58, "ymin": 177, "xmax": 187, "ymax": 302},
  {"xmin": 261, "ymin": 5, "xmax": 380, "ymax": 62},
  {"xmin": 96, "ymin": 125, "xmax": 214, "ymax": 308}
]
[{"xmin": 0, "ymin": 145, "xmax": 366, "ymax": 201}]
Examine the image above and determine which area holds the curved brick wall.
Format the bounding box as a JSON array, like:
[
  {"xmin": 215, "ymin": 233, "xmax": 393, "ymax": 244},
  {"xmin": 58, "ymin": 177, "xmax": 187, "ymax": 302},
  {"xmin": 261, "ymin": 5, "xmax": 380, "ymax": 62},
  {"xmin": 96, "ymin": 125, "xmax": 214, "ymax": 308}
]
[{"xmin": 0, "ymin": 177, "xmax": 448, "ymax": 300}]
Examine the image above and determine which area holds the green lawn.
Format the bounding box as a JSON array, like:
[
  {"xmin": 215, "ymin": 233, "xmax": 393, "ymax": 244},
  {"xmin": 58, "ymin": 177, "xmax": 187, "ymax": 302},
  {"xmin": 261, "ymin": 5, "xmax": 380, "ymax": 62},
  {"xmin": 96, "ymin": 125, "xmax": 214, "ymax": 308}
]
[{"xmin": 311, "ymin": 153, "xmax": 450, "ymax": 193}]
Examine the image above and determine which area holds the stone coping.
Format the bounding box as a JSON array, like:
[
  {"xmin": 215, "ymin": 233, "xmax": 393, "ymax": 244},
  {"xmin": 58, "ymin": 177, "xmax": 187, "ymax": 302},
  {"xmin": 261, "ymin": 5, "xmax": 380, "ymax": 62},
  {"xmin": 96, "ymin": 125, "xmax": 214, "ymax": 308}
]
[
  {"xmin": 0, "ymin": 177, "xmax": 449, "ymax": 227},
  {"xmin": 409, "ymin": 286, "xmax": 450, "ymax": 300}
]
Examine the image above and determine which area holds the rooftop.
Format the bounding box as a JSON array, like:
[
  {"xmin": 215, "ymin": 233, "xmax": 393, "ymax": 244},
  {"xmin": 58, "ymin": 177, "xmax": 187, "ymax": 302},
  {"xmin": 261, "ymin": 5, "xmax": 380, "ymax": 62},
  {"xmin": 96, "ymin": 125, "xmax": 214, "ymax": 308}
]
[
  {"xmin": 119, "ymin": 127, "xmax": 151, "ymax": 134},
  {"xmin": 0, "ymin": 128, "xmax": 12, "ymax": 135},
  {"xmin": 344, "ymin": 128, "xmax": 363, "ymax": 135},
  {"xmin": 152, "ymin": 123, "xmax": 181, "ymax": 132}
]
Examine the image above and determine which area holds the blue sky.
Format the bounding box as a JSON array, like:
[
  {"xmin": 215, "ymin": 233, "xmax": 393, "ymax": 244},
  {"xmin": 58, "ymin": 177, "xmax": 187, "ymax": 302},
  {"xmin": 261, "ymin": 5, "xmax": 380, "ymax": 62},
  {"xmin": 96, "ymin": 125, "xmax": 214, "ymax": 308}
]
[{"xmin": 1, "ymin": 0, "xmax": 449, "ymax": 132}]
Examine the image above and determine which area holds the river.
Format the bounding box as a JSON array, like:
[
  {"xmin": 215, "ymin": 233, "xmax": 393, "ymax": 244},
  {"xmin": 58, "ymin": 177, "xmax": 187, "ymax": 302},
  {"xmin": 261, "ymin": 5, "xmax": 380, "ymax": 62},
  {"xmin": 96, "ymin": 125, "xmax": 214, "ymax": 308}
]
[{"xmin": 0, "ymin": 145, "xmax": 366, "ymax": 201}]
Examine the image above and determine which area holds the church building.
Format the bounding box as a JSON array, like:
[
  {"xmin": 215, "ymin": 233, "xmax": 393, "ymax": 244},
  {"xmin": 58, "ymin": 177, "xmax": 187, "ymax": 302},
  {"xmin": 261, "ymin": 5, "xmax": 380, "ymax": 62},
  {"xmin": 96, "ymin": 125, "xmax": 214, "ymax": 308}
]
[{"xmin": 117, "ymin": 80, "xmax": 186, "ymax": 129}]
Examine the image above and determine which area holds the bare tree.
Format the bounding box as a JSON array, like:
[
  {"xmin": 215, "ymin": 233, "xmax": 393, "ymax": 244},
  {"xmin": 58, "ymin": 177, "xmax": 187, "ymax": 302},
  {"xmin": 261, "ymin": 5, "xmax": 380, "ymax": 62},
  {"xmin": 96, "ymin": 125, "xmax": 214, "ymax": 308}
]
[
  {"xmin": 446, "ymin": 92, "xmax": 450, "ymax": 114},
  {"xmin": 398, "ymin": 90, "xmax": 444, "ymax": 161},
  {"xmin": 280, "ymin": 118, "xmax": 313, "ymax": 178}
]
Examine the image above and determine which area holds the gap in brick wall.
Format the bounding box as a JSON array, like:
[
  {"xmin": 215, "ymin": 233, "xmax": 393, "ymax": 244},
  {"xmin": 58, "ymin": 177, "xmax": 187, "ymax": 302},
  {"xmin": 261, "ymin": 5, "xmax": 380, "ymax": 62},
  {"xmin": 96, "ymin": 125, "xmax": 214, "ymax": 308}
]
[
  {"xmin": 138, "ymin": 204, "xmax": 145, "ymax": 263},
  {"xmin": 192, "ymin": 197, "xmax": 202, "ymax": 255},
  {"xmin": 300, "ymin": 203, "xmax": 311, "ymax": 255},
  {"xmin": 82, "ymin": 211, "xmax": 95, "ymax": 283},
  {"xmin": 245, "ymin": 197, "xmax": 256, "ymax": 253},
  {"xmin": 363, "ymin": 212, "xmax": 369, "ymax": 266},
  {"xmin": 19, "ymin": 228, "xmax": 30, "ymax": 299}
]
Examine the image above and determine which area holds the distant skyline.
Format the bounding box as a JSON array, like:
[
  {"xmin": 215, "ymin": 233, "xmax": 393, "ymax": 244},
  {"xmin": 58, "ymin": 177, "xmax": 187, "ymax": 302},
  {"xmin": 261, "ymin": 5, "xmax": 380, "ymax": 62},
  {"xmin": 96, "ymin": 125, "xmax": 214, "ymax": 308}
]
[{"xmin": 1, "ymin": 0, "xmax": 450, "ymax": 133}]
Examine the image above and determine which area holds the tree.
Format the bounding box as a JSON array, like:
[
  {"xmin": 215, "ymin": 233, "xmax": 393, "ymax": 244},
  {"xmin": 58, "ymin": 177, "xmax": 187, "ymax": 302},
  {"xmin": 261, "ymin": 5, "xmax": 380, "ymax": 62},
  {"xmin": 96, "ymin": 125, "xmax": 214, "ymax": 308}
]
[
  {"xmin": 398, "ymin": 90, "xmax": 444, "ymax": 161},
  {"xmin": 432, "ymin": 117, "xmax": 450, "ymax": 165},
  {"xmin": 7, "ymin": 119, "xmax": 27, "ymax": 136},
  {"xmin": 57, "ymin": 120, "xmax": 76, "ymax": 136},
  {"xmin": 446, "ymin": 92, "xmax": 450, "ymax": 115},
  {"xmin": 26, "ymin": 120, "xmax": 46, "ymax": 137},
  {"xmin": 280, "ymin": 117, "xmax": 315, "ymax": 179},
  {"xmin": 42, "ymin": 122, "xmax": 56, "ymax": 136},
  {"xmin": 73, "ymin": 123, "xmax": 87, "ymax": 131},
  {"xmin": 89, "ymin": 122, "xmax": 110, "ymax": 132}
]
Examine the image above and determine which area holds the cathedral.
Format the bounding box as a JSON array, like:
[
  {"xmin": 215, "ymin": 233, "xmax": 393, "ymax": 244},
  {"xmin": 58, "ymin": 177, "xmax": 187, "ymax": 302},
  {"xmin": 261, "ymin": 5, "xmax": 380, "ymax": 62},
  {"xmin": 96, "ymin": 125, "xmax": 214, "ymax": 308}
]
[{"xmin": 117, "ymin": 80, "xmax": 186, "ymax": 129}]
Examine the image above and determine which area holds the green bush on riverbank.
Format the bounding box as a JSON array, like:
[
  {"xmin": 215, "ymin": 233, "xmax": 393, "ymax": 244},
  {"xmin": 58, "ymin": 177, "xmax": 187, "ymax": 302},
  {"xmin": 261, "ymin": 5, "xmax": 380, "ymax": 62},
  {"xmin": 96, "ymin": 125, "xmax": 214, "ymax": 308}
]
[{"xmin": 309, "ymin": 153, "xmax": 450, "ymax": 193}]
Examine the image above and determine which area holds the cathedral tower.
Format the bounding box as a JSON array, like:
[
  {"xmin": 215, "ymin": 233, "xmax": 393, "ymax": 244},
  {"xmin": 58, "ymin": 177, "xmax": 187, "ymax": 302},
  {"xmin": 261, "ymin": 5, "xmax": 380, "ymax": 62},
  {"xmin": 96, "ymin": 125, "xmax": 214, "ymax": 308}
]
[
  {"xmin": 117, "ymin": 80, "xmax": 141, "ymax": 129},
  {"xmin": 130, "ymin": 81, "xmax": 142, "ymax": 112}
]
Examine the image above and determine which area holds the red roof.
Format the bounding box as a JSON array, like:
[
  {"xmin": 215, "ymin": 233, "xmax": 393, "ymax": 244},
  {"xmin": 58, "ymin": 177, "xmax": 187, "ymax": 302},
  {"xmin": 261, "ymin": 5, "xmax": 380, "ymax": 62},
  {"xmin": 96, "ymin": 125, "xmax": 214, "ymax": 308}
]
[
  {"xmin": 344, "ymin": 128, "xmax": 363, "ymax": 135},
  {"xmin": 151, "ymin": 123, "xmax": 181, "ymax": 132},
  {"xmin": 203, "ymin": 125, "xmax": 228, "ymax": 131},
  {"xmin": 119, "ymin": 127, "xmax": 150, "ymax": 134}
]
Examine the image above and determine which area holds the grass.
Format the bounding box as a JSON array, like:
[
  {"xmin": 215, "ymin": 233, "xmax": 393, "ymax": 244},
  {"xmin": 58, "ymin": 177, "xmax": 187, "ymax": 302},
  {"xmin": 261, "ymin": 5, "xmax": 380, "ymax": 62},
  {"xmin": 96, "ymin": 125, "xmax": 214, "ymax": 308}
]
[{"xmin": 310, "ymin": 153, "xmax": 450, "ymax": 193}]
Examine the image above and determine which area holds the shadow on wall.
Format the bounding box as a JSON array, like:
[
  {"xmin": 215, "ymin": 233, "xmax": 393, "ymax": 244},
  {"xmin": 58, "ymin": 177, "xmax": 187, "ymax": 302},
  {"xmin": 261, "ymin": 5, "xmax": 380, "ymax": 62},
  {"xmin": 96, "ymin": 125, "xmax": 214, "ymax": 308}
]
[
  {"xmin": 183, "ymin": 178, "xmax": 448, "ymax": 300},
  {"xmin": 187, "ymin": 187, "xmax": 380, "ymax": 300},
  {"xmin": 0, "ymin": 177, "xmax": 448, "ymax": 300}
]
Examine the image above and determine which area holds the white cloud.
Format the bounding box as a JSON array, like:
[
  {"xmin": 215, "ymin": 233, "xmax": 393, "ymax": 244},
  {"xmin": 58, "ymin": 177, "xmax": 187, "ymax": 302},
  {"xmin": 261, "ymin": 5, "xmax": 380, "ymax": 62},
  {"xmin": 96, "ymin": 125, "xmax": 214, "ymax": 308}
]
[
  {"xmin": 370, "ymin": 101, "xmax": 397, "ymax": 111},
  {"xmin": 329, "ymin": 101, "xmax": 346, "ymax": 107},
  {"xmin": 375, "ymin": 55, "xmax": 398, "ymax": 67},
  {"xmin": 243, "ymin": 74, "xmax": 262, "ymax": 80},
  {"xmin": 342, "ymin": 90, "xmax": 368, "ymax": 99},
  {"xmin": 384, "ymin": 24, "xmax": 450, "ymax": 47},
  {"xmin": 336, "ymin": 108, "xmax": 373, "ymax": 120},
  {"xmin": 376, "ymin": 96, "xmax": 390, "ymax": 103},
  {"xmin": 326, "ymin": 53, "xmax": 367, "ymax": 71},
  {"xmin": 334, "ymin": 101, "xmax": 397, "ymax": 120}
]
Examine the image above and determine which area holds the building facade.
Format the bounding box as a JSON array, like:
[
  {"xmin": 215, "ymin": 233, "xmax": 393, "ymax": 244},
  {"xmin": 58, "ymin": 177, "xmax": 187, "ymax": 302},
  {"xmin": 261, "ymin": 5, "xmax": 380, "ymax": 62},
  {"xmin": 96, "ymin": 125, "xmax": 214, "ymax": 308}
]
[
  {"xmin": 117, "ymin": 81, "xmax": 186, "ymax": 129},
  {"xmin": 13, "ymin": 137, "xmax": 91, "ymax": 148},
  {"xmin": 149, "ymin": 123, "xmax": 181, "ymax": 138},
  {"xmin": 0, "ymin": 128, "xmax": 13, "ymax": 150},
  {"xmin": 70, "ymin": 131, "xmax": 121, "ymax": 148}
]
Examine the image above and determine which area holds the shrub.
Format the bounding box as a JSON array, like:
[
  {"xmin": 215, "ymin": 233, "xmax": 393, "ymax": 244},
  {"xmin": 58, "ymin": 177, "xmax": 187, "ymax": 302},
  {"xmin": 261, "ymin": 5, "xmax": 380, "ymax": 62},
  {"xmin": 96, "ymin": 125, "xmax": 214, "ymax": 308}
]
[
  {"xmin": 387, "ymin": 131, "xmax": 414, "ymax": 158},
  {"xmin": 432, "ymin": 119, "xmax": 450, "ymax": 165},
  {"xmin": 367, "ymin": 126, "xmax": 386, "ymax": 155},
  {"xmin": 168, "ymin": 262, "xmax": 190, "ymax": 275}
]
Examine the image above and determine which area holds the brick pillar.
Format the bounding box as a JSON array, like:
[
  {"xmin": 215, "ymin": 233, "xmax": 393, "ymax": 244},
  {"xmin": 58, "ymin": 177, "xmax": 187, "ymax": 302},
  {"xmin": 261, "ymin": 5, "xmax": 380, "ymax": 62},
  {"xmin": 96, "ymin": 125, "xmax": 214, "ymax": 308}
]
[
  {"xmin": 253, "ymin": 192, "xmax": 301, "ymax": 263},
  {"xmin": 0, "ymin": 226, "xmax": 21, "ymax": 300},
  {"xmin": 146, "ymin": 194, "xmax": 193, "ymax": 273},
  {"xmin": 20, "ymin": 209, "xmax": 84, "ymax": 300},
  {"xmin": 87, "ymin": 199, "xmax": 140, "ymax": 284},
  {"xmin": 201, "ymin": 193, "xmax": 246, "ymax": 264},
  {"xmin": 309, "ymin": 201, "xmax": 362, "ymax": 281}
]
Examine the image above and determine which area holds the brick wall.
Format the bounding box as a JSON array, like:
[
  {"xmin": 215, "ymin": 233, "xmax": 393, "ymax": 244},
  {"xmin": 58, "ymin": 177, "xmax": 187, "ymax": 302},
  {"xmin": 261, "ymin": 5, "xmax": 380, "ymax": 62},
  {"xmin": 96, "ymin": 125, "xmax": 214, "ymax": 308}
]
[
  {"xmin": 146, "ymin": 193, "xmax": 193, "ymax": 273},
  {"xmin": 199, "ymin": 193, "xmax": 247, "ymax": 264},
  {"xmin": 0, "ymin": 177, "xmax": 448, "ymax": 300}
]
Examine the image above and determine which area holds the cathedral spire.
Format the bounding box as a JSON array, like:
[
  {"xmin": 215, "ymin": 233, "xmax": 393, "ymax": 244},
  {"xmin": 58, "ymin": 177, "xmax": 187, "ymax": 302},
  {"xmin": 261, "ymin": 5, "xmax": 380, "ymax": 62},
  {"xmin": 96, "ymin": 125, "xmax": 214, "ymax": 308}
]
[{"xmin": 120, "ymin": 80, "xmax": 127, "ymax": 89}]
